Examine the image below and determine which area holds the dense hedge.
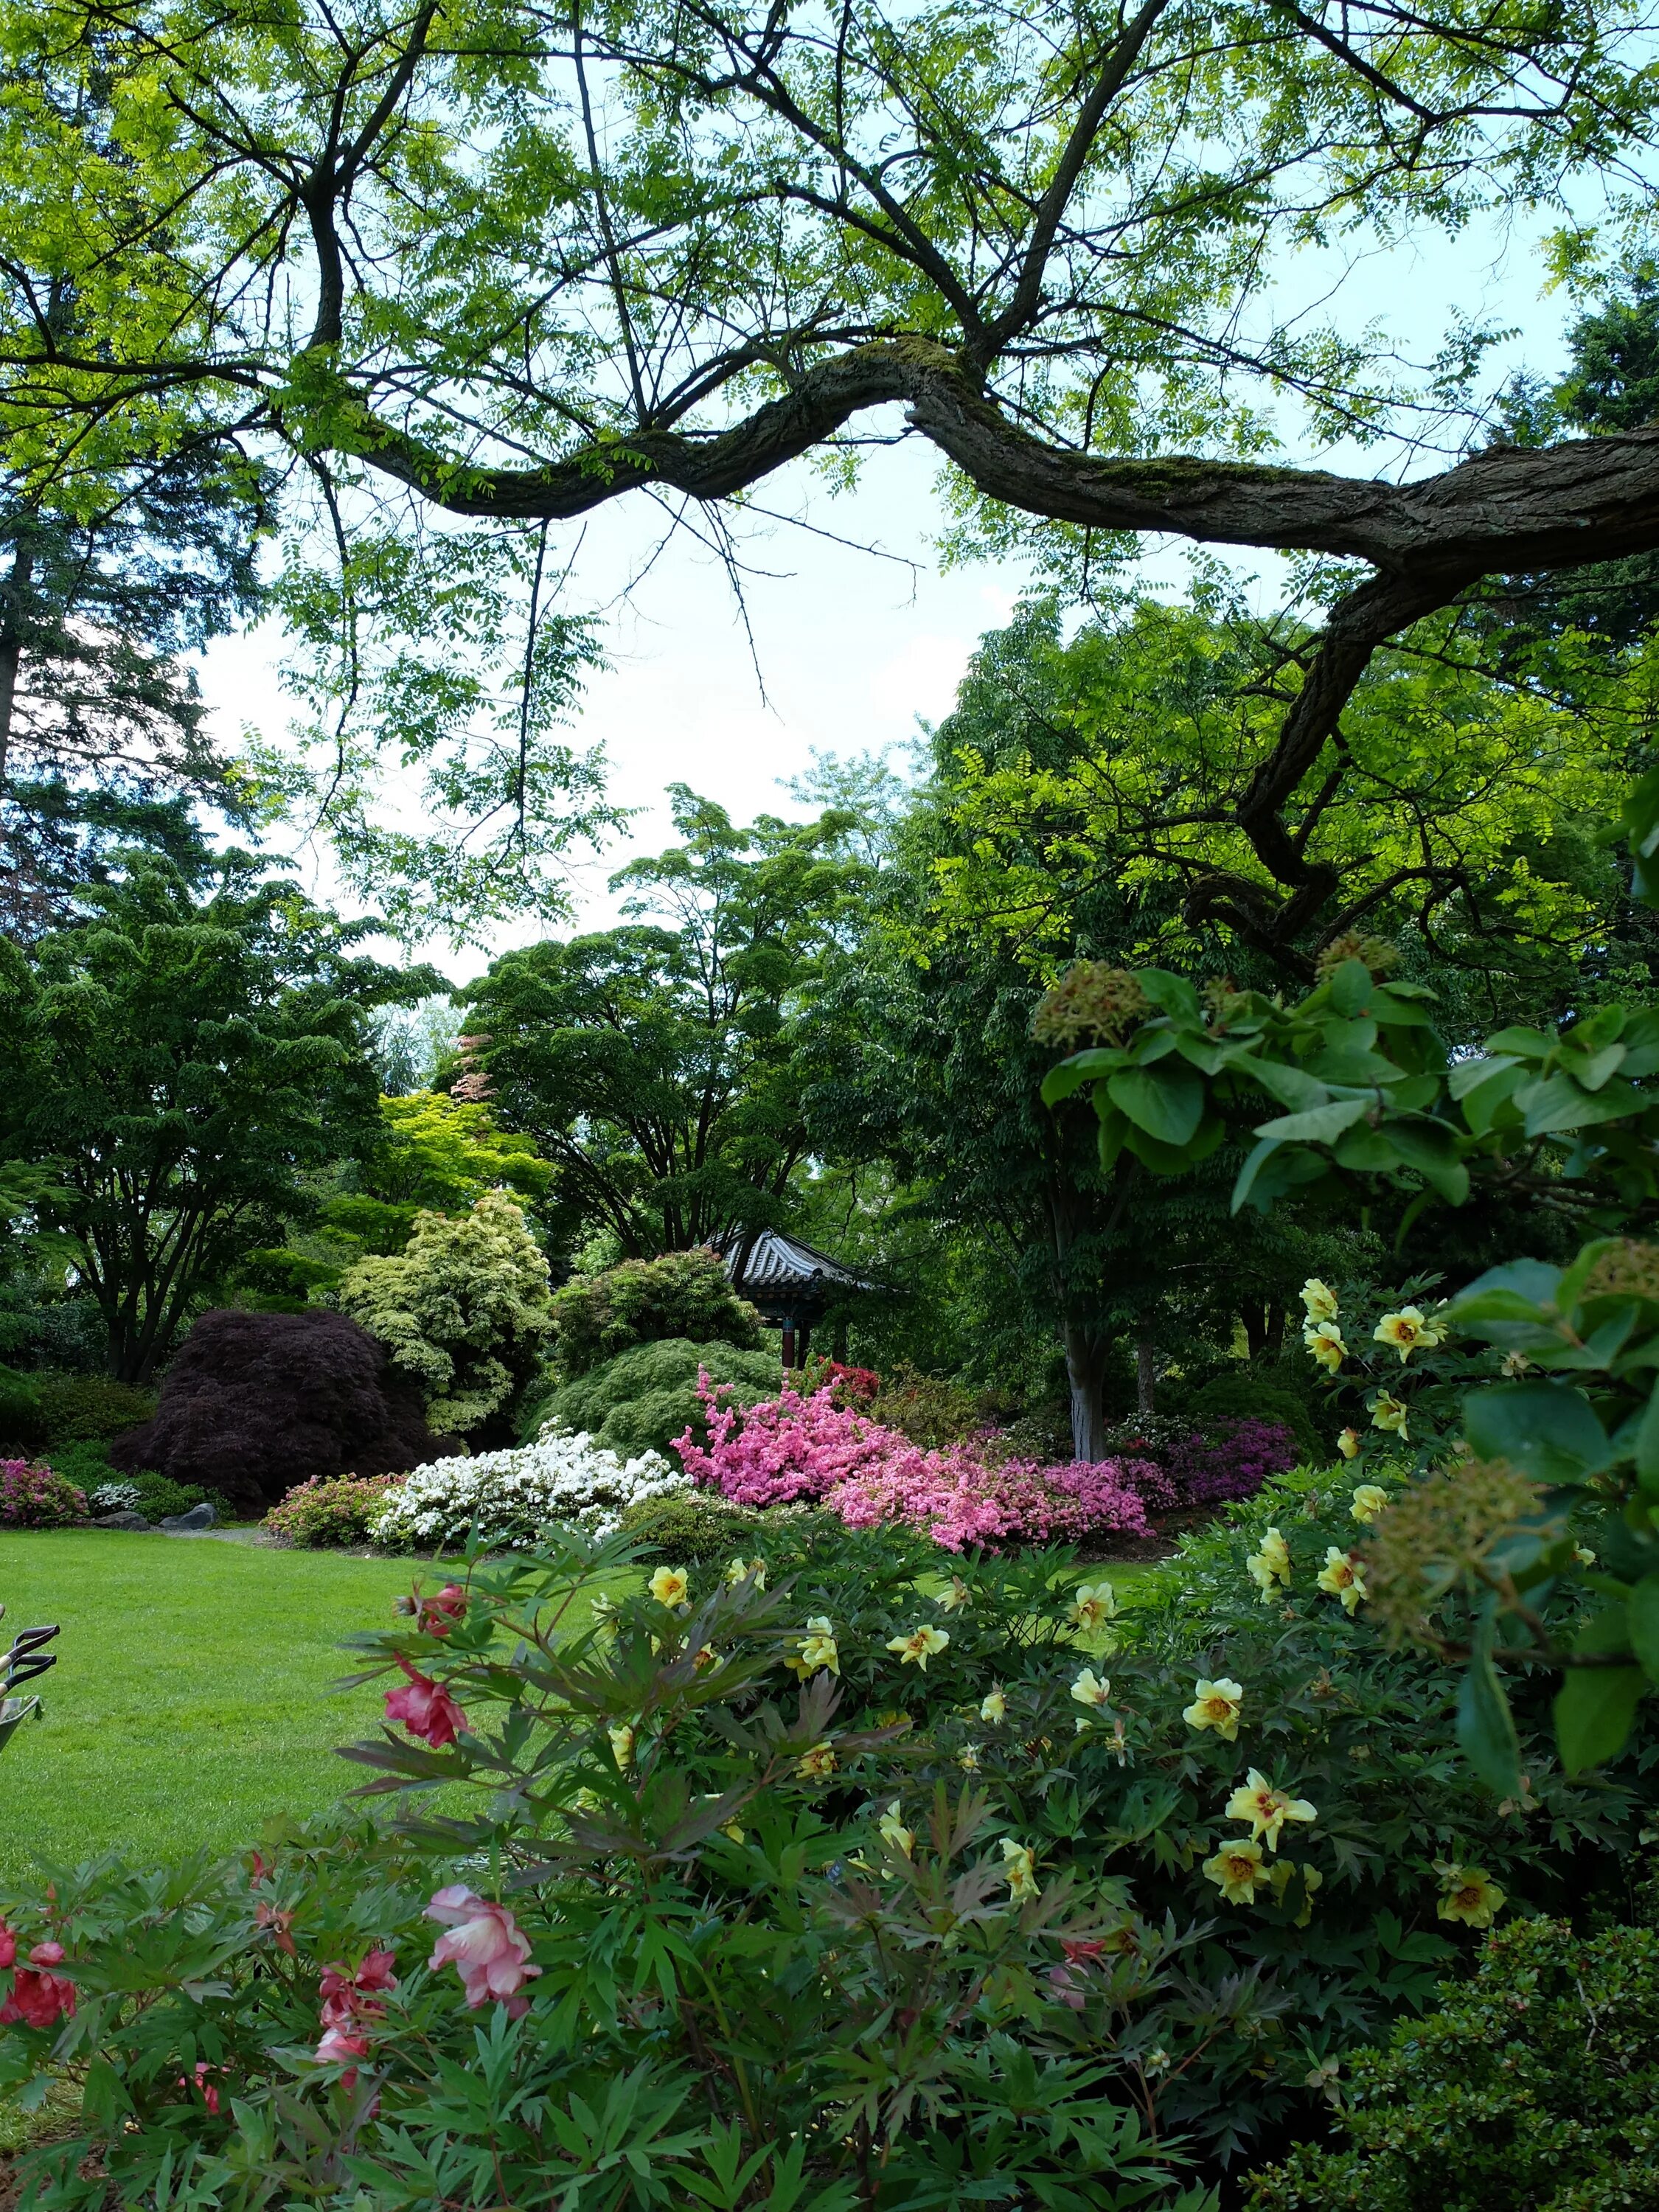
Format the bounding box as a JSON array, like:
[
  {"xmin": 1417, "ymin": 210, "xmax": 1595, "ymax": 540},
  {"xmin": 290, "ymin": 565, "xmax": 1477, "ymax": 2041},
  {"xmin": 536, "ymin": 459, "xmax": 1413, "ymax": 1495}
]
[
  {"xmin": 525, "ymin": 1335, "xmax": 782, "ymax": 1458},
  {"xmin": 549, "ymin": 1249, "xmax": 763, "ymax": 1379}
]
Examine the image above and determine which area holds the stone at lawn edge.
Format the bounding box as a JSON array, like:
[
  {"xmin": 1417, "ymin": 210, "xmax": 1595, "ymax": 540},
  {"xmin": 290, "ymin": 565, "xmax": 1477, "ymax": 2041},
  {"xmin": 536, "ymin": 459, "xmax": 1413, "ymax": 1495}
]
[
  {"xmin": 160, "ymin": 1501, "xmax": 217, "ymax": 1532},
  {"xmin": 94, "ymin": 1510, "xmax": 153, "ymax": 1531}
]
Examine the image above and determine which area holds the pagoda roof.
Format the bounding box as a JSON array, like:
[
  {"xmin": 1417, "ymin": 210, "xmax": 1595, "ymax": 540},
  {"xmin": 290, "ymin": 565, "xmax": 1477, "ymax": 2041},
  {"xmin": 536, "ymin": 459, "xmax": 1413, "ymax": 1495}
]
[{"xmin": 723, "ymin": 1229, "xmax": 881, "ymax": 1298}]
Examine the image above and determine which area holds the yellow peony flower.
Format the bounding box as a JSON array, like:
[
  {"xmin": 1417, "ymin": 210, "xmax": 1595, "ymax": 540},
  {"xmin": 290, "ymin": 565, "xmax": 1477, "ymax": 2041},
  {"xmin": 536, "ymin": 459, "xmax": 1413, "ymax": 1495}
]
[
  {"xmin": 1316, "ymin": 1546, "xmax": 1367, "ymax": 1613},
  {"xmin": 1349, "ymin": 1484, "xmax": 1390, "ymax": 1525},
  {"xmin": 1304, "ymin": 1321, "xmax": 1348, "ymax": 1374},
  {"xmin": 980, "ymin": 1688, "xmax": 1007, "ymax": 1724},
  {"xmin": 1301, "ymin": 1279, "xmax": 1340, "ymax": 1324},
  {"xmin": 1184, "ymin": 1677, "xmax": 1245, "ymax": 1741},
  {"xmin": 1374, "ymin": 1307, "xmax": 1445, "ymax": 1362},
  {"xmin": 1225, "ymin": 1767, "xmax": 1317, "ymax": 1850},
  {"xmin": 1071, "ymin": 1666, "xmax": 1112, "ymax": 1712},
  {"xmin": 1337, "ymin": 1427, "xmax": 1362, "ymax": 1461},
  {"xmin": 1068, "ymin": 1580, "xmax": 1118, "ymax": 1633},
  {"xmin": 887, "ymin": 1624, "xmax": 950, "ymax": 1670},
  {"xmin": 1270, "ymin": 1860, "xmax": 1324, "ymax": 1927},
  {"xmin": 1371, "ymin": 1392, "xmax": 1409, "ymax": 1438},
  {"xmin": 1000, "ymin": 1838, "xmax": 1040, "ymax": 1902},
  {"xmin": 723, "ymin": 1557, "xmax": 766, "ymax": 1589},
  {"xmin": 878, "ymin": 1800, "xmax": 914, "ymax": 1857},
  {"xmin": 786, "ymin": 1616, "xmax": 840, "ymax": 1680},
  {"xmin": 1202, "ymin": 1837, "xmax": 1273, "ymax": 1906},
  {"xmin": 796, "ymin": 1741, "xmax": 837, "ymax": 1780},
  {"xmin": 608, "ymin": 1722, "xmax": 635, "ymax": 1770},
  {"xmin": 936, "ymin": 1576, "xmax": 972, "ymax": 1613},
  {"xmin": 1246, "ymin": 1527, "xmax": 1291, "ymax": 1598},
  {"xmin": 648, "ymin": 1565, "xmax": 690, "ymax": 1608},
  {"xmin": 1436, "ymin": 1862, "xmax": 1506, "ymax": 1929},
  {"xmin": 720, "ymin": 1820, "xmax": 746, "ymax": 1846},
  {"xmin": 1574, "ymin": 1545, "xmax": 1597, "ymax": 1567},
  {"xmin": 1501, "ymin": 1349, "xmax": 1531, "ymax": 1377},
  {"xmin": 957, "ymin": 1742, "xmax": 981, "ymax": 1772}
]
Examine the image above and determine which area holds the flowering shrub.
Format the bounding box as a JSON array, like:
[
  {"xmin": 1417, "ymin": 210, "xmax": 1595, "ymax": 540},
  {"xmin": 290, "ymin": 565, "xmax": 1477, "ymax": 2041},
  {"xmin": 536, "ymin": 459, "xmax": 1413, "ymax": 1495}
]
[
  {"xmin": 87, "ymin": 1480, "xmax": 143, "ymax": 1515},
  {"xmin": 677, "ymin": 1375, "xmax": 1152, "ymax": 1550},
  {"xmin": 801, "ymin": 1357, "xmax": 880, "ymax": 1405},
  {"xmin": 0, "ymin": 1461, "xmax": 87, "ymax": 1529},
  {"xmin": 264, "ymin": 1474, "xmax": 406, "ymax": 1548},
  {"xmin": 369, "ymin": 1430, "xmax": 687, "ymax": 1551}
]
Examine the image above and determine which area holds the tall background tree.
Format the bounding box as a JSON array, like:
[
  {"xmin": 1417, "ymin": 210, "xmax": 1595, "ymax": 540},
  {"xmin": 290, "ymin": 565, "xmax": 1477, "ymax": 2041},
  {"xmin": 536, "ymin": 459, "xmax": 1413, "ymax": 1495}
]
[{"xmin": 458, "ymin": 788, "xmax": 867, "ymax": 1260}]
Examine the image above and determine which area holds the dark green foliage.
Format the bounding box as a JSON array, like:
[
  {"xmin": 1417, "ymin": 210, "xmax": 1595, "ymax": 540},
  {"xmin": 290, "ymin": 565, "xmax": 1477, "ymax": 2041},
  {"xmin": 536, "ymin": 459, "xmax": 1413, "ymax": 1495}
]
[
  {"xmin": 1180, "ymin": 1374, "xmax": 1324, "ymax": 1467},
  {"xmin": 1246, "ymin": 1918, "xmax": 1659, "ymax": 2211},
  {"xmin": 0, "ymin": 858, "xmax": 434, "ymax": 1380},
  {"xmin": 550, "ymin": 1250, "xmax": 763, "ymax": 1380},
  {"xmin": 614, "ymin": 1488, "xmax": 765, "ymax": 1565},
  {"xmin": 47, "ymin": 1438, "xmax": 116, "ymax": 1492},
  {"xmin": 528, "ymin": 1336, "xmax": 781, "ymax": 1458},
  {"xmin": 124, "ymin": 1470, "xmax": 236, "ymax": 1523},
  {"xmin": 866, "ymin": 1362, "xmax": 984, "ymax": 1448},
  {"xmin": 31, "ymin": 1371, "xmax": 156, "ymax": 1445},
  {"xmin": 0, "ymin": 1363, "xmax": 44, "ymax": 1451}
]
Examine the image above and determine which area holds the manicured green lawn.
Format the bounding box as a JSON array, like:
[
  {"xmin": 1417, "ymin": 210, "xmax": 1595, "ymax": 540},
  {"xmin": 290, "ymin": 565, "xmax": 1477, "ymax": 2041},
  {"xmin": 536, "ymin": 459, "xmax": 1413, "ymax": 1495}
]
[{"xmin": 0, "ymin": 1532, "xmax": 428, "ymax": 1884}]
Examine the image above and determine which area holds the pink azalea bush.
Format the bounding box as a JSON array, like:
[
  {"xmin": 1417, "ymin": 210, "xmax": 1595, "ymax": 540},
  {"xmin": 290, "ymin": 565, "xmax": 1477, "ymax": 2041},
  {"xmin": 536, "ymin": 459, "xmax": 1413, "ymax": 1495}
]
[
  {"xmin": 675, "ymin": 1375, "xmax": 1154, "ymax": 1552},
  {"xmin": 0, "ymin": 1459, "xmax": 88, "ymax": 1529}
]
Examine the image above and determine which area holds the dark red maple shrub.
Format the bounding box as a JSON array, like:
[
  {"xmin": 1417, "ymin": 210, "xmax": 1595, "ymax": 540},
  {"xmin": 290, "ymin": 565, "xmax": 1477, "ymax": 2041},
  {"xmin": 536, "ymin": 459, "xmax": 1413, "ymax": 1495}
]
[{"xmin": 109, "ymin": 1310, "xmax": 442, "ymax": 1512}]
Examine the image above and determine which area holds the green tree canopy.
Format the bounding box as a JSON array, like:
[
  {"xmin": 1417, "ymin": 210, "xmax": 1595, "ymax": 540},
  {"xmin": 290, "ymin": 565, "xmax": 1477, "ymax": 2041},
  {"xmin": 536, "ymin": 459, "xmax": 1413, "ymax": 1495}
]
[
  {"xmin": 0, "ymin": 858, "xmax": 427, "ymax": 1380},
  {"xmin": 459, "ymin": 788, "xmax": 866, "ymax": 1256}
]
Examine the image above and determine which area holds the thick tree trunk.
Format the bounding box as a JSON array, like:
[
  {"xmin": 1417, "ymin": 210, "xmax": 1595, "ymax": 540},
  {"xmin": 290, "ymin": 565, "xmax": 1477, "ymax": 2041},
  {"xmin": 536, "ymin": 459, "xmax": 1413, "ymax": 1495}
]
[{"xmin": 1064, "ymin": 1323, "xmax": 1109, "ymax": 1463}]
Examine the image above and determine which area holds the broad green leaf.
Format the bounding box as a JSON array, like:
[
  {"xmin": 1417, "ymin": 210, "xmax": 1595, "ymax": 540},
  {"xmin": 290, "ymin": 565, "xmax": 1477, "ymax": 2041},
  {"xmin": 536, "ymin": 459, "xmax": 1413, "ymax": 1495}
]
[
  {"xmin": 1461, "ymin": 1382, "xmax": 1611, "ymax": 1482},
  {"xmin": 1518, "ymin": 1071, "xmax": 1644, "ymax": 1138},
  {"xmin": 1251, "ymin": 1099, "xmax": 1369, "ymax": 1144},
  {"xmin": 1107, "ymin": 1062, "xmax": 1204, "ymax": 1146},
  {"xmin": 1447, "ymin": 1054, "xmax": 1520, "ymax": 1100},
  {"xmin": 1133, "ymin": 969, "xmax": 1200, "ymax": 1021},
  {"xmin": 1627, "ymin": 1571, "xmax": 1659, "ymax": 1680},
  {"xmin": 1246, "ymin": 1059, "xmax": 1332, "ymax": 1113},
  {"xmin": 1555, "ymin": 1606, "xmax": 1646, "ymax": 1772},
  {"xmin": 1636, "ymin": 1386, "xmax": 1659, "ymax": 1495},
  {"xmin": 1368, "ymin": 988, "xmax": 1435, "ymax": 1027},
  {"xmin": 1124, "ymin": 1110, "xmax": 1226, "ymax": 1175},
  {"xmin": 1040, "ymin": 1048, "xmax": 1124, "ymax": 1107},
  {"xmin": 1328, "ymin": 958, "xmax": 1373, "ymax": 1016},
  {"xmin": 1566, "ymin": 1041, "xmax": 1627, "ymax": 1091},
  {"xmin": 1386, "ymin": 1118, "xmax": 1470, "ymax": 1205},
  {"xmin": 1456, "ymin": 1616, "xmax": 1521, "ymax": 1796}
]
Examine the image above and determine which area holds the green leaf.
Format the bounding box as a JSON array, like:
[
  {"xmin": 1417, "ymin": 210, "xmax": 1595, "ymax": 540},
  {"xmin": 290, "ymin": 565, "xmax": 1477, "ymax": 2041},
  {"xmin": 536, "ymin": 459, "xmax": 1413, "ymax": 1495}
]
[
  {"xmin": 1385, "ymin": 1117, "xmax": 1470, "ymax": 1206},
  {"xmin": 1635, "ymin": 1385, "xmax": 1659, "ymax": 1496},
  {"xmin": 1627, "ymin": 1572, "xmax": 1659, "ymax": 1681},
  {"xmin": 1554, "ymin": 1606, "xmax": 1646, "ymax": 1773},
  {"xmin": 1456, "ymin": 1614, "xmax": 1521, "ymax": 1796},
  {"xmin": 1040, "ymin": 1048, "xmax": 1126, "ymax": 1107},
  {"xmin": 1461, "ymin": 1382, "xmax": 1611, "ymax": 1482},
  {"xmin": 1328, "ymin": 958, "xmax": 1373, "ymax": 1016},
  {"xmin": 1246, "ymin": 1059, "xmax": 1332, "ymax": 1113},
  {"xmin": 1252, "ymin": 1099, "xmax": 1370, "ymax": 1144},
  {"xmin": 1517, "ymin": 1071, "xmax": 1644, "ymax": 1138},
  {"xmin": 1368, "ymin": 987, "xmax": 1436, "ymax": 1027},
  {"xmin": 1133, "ymin": 969, "xmax": 1200, "ymax": 1021},
  {"xmin": 1107, "ymin": 1062, "xmax": 1204, "ymax": 1147},
  {"xmin": 1447, "ymin": 1054, "xmax": 1520, "ymax": 1100}
]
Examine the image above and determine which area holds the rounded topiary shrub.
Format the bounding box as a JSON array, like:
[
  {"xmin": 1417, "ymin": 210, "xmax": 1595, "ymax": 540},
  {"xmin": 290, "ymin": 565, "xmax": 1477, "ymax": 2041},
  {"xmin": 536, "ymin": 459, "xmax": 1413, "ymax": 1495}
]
[
  {"xmin": 32, "ymin": 1372, "xmax": 157, "ymax": 1448},
  {"xmin": 526, "ymin": 1337, "xmax": 782, "ymax": 1460},
  {"xmin": 108, "ymin": 1309, "xmax": 443, "ymax": 1514},
  {"xmin": 0, "ymin": 1459, "xmax": 88, "ymax": 1528},
  {"xmin": 265, "ymin": 1473, "xmax": 406, "ymax": 1548},
  {"xmin": 616, "ymin": 1489, "xmax": 766, "ymax": 1566},
  {"xmin": 549, "ymin": 1250, "xmax": 763, "ymax": 1380}
]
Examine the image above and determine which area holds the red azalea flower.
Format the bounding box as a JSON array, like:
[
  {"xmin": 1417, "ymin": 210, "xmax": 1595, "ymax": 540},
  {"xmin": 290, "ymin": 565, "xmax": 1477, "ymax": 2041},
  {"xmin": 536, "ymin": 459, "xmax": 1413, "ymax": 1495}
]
[
  {"xmin": 0, "ymin": 1920, "xmax": 15, "ymax": 1971},
  {"xmin": 385, "ymin": 1658, "xmax": 466, "ymax": 1747}
]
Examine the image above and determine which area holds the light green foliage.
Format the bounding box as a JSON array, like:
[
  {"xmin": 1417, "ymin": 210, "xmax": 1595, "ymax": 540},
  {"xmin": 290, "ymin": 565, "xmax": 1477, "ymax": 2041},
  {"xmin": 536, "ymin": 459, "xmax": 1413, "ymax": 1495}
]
[
  {"xmin": 328, "ymin": 1192, "xmax": 553, "ymax": 1435},
  {"xmin": 0, "ymin": 858, "xmax": 425, "ymax": 1382},
  {"xmin": 614, "ymin": 1488, "xmax": 768, "ymax": 1565},
  {"xmin": 1245, "ymin": 1918, "xmax": 1659, "ymax": 2211},
  {"xmin": 549, "ymin": 1248, "xmax": 764, "ymax": 1380},
  {"xmin": 535, "ymin": 1335, "xmax": 782, "ymax": 1460},
  {"xmin": 462, "ymin": 790, "xmax": 868, "ymax": 1258},
  {"xmin": 1041, "ymin": 950, "xmax": 1659, "ymax": 1781},
  {"xmin": 322, "ymin": 1091, "xmax": 555, "ymax": 1260},
  {"xmin": 263, "ymin": 1474, "xmax": 406, "ymax": 1548}
]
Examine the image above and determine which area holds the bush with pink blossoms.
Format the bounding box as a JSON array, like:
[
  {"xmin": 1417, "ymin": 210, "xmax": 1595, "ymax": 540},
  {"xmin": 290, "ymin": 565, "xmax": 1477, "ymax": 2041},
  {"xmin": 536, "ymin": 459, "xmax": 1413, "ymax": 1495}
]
[
  {"xmin": 0, "ymin": 1460, "xmax": 88, "ymax": 1529},
  {"xmin": 676, "ymin": 1374, "xmax": 1152, "ymax": 1551}
]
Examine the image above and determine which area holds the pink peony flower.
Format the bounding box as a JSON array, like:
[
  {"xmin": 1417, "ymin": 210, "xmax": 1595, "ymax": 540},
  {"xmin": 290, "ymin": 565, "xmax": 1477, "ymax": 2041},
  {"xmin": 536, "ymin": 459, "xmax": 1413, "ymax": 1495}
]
[
  {"xmin": 353, "ymin": 1948, "xmax": 399, "ymax": 1992},
  {"xmin": 0, "ymin": 1945, "xmax": 76, "ymax": 2028},
  {"xmin": 0, "ymin": 1920, "xmax": 15, "ymax": 1971},
  {"xmin": 178, "ymin": 2062, "xmax": 223, "ymax": 2115},
  {"xmin": 385, "ymin": 1658, "xmax": 467, "ymax": 1747},
  {"xmin": 314, "ymin": 2025, "xmax": 372, "ymax": 2068},
  {"xmin": 425, "ymin": 1885, "xmax": 541, "ymax": 2015}
]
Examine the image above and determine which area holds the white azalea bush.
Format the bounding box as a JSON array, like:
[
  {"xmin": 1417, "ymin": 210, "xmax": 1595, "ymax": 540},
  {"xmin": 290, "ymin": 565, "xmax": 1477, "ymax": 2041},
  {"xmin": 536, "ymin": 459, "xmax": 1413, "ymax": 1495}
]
[{"xmin": 369, "ymin": 1429, "xmax": 688, "ymax": 1552}]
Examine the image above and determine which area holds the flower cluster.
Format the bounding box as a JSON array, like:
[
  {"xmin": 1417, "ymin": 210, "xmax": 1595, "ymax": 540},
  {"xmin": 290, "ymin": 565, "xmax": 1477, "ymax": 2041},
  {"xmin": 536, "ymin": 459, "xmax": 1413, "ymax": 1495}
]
[
  {"xmin": 88, "ymin": 1480, "xmax": 144, "ymax": 1515},
  {"xmin": 677, "ymin": 1374, "xmax": 1152, "ymax": 1551},
  {"xmin": 1298, "ymin": 1277, "xmax": 1458, "ymax": 1458},
  {"xmin": 0, "ymin": 1920, "xmax": 76, "ymax": 2028},
  {"xmin": 425, "ymin": 1886, "xmax": 540, "ymax": 2014},
  {"xmin": 313, "ymin": 1948, "xmax": 398, "ymax": 2074},
  {"xmin": 0, "ymin": 1460, "xmax": 88, "ymax": 1530},
  {"xmin": 370, "ymin": 1430, "xmax": 689, "ymax": 1551},
  {"xmin": 265, "ymin": 1473, "xmax": 406, "ymax": 1548}
]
